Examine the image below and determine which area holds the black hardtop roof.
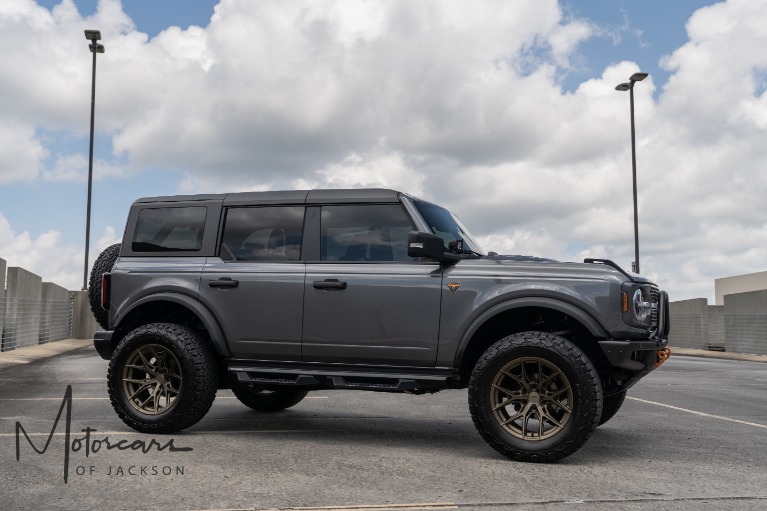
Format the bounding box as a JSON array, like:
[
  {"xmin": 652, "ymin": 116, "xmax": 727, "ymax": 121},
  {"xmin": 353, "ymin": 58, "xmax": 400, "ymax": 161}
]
[{"xmin": 133, "ymin": 188, "xmax": 403, "ymax": 206}]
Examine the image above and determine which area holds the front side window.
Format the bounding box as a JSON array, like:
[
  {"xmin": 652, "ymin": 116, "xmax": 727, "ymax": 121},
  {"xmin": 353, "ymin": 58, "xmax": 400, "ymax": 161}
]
[
  {"xmin": 321, "ymin": 204, "xmax": 415, "ymax": 262},
  {"xmin": 221, "ymin": 206, "xmax": 305, "ymax": 261},
  {"xmin": 132, "ymin": 207, "xmax": 207, "ymax": 252},
  {"xmin": 413, "ymin": 200, "xmax": 485, "ymax": 255}
]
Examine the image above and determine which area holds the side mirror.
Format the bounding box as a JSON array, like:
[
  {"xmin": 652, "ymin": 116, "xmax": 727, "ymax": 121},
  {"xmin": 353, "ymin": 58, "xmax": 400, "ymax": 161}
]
[{"xmin": 407, "ymin": 231, "xmax": 459, "ymax": 263}]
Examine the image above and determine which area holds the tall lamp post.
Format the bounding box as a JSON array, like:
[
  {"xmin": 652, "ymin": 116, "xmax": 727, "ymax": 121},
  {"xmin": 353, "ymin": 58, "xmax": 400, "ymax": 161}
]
[
  {"xmin": 83, "ymin": 30, "xmax": 105, "ymax": 290},
  {"xmin": 615, "ymin": 72, "xmax": 648, "ymax": 274}
]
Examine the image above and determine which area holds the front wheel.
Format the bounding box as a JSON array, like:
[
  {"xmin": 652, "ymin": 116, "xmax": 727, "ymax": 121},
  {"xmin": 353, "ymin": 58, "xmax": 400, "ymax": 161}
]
[{"xmin": 468, "ymin": 331, "xmax": 603, "ymax": 462}]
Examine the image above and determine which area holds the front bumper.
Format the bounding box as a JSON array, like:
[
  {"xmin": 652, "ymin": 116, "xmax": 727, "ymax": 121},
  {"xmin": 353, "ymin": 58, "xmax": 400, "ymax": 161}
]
[
  {"xmin": 93, "ymin": 330, "xmax": 115, "ymax": 360},
  {"xmin": 599, "ymin": 337, "xmax": 669, "ymax": 371}
]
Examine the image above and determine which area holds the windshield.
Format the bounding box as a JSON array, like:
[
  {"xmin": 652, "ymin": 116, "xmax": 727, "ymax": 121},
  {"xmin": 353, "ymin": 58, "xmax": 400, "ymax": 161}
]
[{"xmin": 413, "ymin": 200, "xmax": 485, "ymax": 255}]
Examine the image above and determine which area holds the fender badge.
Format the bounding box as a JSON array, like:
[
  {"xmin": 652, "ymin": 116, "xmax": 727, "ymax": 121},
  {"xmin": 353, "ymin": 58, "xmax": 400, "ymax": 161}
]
[{"xmin": 447, "ymin": 282, "xmax": 461, "ymax": 294}]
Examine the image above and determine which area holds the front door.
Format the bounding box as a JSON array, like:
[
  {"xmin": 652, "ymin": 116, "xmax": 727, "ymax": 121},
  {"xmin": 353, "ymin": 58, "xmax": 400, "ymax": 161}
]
[{"xmin": 302, "ymin": 204, "xmax": 442, "ymax": 367}]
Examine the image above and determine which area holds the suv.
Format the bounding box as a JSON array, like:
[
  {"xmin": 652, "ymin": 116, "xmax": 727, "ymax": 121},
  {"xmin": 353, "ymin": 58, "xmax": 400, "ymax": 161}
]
[{"xmin": 90, "ymin": 188, "xmax": 670, "ymax": 462}]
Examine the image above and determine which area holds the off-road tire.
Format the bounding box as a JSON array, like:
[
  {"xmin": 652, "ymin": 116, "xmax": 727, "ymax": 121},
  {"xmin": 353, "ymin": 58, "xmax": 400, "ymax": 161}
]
[
  {"xmin": 108, "ymin": 323, "xmax": 217, "ymax": 434},
  {"xmin": 88, "ymin": 243, "xmax": 121, "ymax": 329},
  {"xmin": 468, "ymin": 331, "xmax": 603, "ymax": 462},
  {"xmin": 598, "ymin": 390, "xmax": 627, "ymax": 426},
  {"xmin": 232, "ymin": 385, "xmax": 308, "ymax": 412}
]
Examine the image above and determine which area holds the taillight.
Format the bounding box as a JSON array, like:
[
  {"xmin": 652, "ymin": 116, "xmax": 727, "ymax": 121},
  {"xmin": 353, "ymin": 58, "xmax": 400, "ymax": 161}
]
[{"xmin": 101, "ymin": 273, "xmax": 111, "ymax": 311}]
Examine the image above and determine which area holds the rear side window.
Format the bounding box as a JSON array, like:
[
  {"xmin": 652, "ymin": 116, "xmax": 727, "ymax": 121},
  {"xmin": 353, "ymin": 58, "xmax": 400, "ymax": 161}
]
[
  {"xmin": 221, "ymin": 206, "xmax": 305, "ymax": 261},
  {"xmin": 320, "ymin": 204, "xmax": 415, "ymax": 262},
  {"xmin": 132, "ymin": 207, "xmax": 207, "ymax": 252}
]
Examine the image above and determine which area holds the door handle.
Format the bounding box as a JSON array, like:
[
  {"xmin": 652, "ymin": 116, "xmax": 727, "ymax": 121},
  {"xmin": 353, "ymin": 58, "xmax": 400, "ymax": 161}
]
[
  {"xmin": 313, "ymin": 279, "xmax": 347, "ymax": 290},
  {"xmin": 208, "ymin": 278, "xmax": 239, "ymax": 288}
]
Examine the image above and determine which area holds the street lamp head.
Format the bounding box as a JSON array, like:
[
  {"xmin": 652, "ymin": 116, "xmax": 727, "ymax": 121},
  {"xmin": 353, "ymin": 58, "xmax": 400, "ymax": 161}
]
[
  {"xmin": 630, "ymin": 72, "xmax": 648, "ymax": 82},
  {"xmin": 84, "ymin": 30, "xmax": 101, "ymax": 41},
  {"xmin": 89, "ymin": 43, "xmax": 105, "ymax": 54},
  {"xmin": 615, "ymin": 83, "xmax": 631, "ymax": 91}
]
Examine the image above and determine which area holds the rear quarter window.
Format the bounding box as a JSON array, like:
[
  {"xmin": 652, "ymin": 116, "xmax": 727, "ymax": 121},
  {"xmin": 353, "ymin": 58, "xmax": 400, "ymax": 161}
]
[{"xmin": 132, "ymin": 207, "xmax": 207, "ymax": 252}]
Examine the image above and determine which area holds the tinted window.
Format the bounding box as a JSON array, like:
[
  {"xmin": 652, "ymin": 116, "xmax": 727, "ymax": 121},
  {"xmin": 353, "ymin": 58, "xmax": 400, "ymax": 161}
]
[
  {"xmin": 413, "ymin": 200, "xmax": 485, "ymax": 254},
  {"xmin": 222, "ymin": 207, "xmax": 305, "ymax": 261},
  {"xmin": 132, "ymin": 207, "xmax": 206, "ymax": 252},
  {"xmin": 321, "ymin": 205, "xmax": 414, "ymax": 262}
]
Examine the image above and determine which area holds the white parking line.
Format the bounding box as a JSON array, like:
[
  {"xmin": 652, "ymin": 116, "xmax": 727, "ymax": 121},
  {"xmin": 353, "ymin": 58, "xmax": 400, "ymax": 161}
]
[{"xmin": 627, "ymin": 396, "xmax": 767, "ymax": 429}]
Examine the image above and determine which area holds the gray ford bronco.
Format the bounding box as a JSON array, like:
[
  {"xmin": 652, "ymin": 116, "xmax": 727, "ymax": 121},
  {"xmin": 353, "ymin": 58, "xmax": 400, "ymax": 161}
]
[{"xmin": 90, "ymin": 188, "xmax": 670, "ymax": 462}]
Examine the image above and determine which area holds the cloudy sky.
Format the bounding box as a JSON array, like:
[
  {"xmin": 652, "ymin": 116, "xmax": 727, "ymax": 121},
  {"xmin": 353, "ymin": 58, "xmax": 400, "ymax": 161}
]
[{"xmin": 0, "ymin": 0, "xmax": 764, "ymax": 303}]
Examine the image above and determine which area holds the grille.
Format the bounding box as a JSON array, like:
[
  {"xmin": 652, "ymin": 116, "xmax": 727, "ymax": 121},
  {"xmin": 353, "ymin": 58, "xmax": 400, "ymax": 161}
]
[{"xmin": 650, "ymin": 287, "xmax": 660, "ymax": 328}]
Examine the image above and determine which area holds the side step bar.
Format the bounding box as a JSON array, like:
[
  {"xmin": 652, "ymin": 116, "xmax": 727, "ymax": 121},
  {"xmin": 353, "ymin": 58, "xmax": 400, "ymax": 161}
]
[{"xmin": 228, "ymin": 363, "xmax": 454, "ymax": 393}]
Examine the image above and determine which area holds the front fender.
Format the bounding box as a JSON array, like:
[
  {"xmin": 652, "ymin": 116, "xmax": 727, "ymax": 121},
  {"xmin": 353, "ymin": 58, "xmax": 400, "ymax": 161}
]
[{"xmin": 452, "ymin": 296, "xmax": 608, "ymax": 368}]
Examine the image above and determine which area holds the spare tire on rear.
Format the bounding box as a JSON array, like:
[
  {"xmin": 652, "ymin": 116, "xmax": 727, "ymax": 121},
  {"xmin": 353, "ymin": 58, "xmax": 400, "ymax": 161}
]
[{"xmin": 88, "ymin": 243, "xmax": 121, "ymax": 329}]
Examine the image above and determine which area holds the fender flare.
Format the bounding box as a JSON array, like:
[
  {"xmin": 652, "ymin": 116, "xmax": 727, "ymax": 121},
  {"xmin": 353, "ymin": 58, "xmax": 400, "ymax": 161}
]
[
  {"xmin": 453, "ymin": 296, "xmax": 608, "ymax": 367},
  {"xmin": 115, "ymin": 292, "xmax": 231, "ymax": 358}
]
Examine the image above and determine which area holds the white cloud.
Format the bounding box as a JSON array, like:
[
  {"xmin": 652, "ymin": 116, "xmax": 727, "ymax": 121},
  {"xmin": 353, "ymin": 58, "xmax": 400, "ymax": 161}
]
[
  {"xmin": 0, "ymin": 121, "xmax": 46, "ymax": 184},
  {"xmin": 0, "ymin": 213, "xmax": 118, "ymax": 291},
  {"xmin": 41, "ymin": 153, "xmax": 127, "ymax": 182}
]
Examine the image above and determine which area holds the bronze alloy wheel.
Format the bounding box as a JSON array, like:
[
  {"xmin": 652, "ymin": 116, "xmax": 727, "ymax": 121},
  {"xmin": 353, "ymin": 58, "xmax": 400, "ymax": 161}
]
[
  {"xmin": 490, "ymin": 356, "xmax": 574, "ymax": 441},
  {"xmin": 122, "ymin": 343, "xmax": 183, "ymax": 416}
]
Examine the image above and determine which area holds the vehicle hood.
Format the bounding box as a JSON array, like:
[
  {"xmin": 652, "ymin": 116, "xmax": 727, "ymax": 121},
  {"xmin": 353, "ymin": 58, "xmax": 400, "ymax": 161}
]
[{"xmin": 469, "ymin": 255, "xmax": 654, "ymax": 285}]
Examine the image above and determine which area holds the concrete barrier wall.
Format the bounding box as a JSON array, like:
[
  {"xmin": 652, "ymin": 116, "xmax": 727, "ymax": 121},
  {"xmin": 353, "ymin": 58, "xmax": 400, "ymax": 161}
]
[
  {"xmin": 707, "ymin": 305, "xmax": 725, "ymax": 349},
  {"xmin": 724, "ymin": 290, "xmax": 767, "ymax": 356},
  {"xmin": 0, "ymin": 258, "xmax": 6, "ymax": 346},
  {"xmin": 2, "ymin": 267, "xmax": 43, "ymax": 350},
  {"xmin": 71, "ymin": 290, "xmax": 100, "ymax": 340},
  {"xmin": 670, "ymin": 291, "xmax": 766, "ymax": 355},
  {"xmin": 669, "ymin": 298, "xmax": 708, "ymax": 349},
  {"xmin": 0, "ymin": 261, "xmax": 88, "ymax": 352},
  {"xmin": 41, "ymin": 283, "xmax": 72, "ymax": 343}
]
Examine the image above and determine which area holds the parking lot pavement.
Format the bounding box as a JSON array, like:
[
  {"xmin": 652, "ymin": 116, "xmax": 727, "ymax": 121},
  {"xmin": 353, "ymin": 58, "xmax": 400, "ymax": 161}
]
[{"xmin": 1, "ymin": 346, "xmax": 766, "ymax": 511}]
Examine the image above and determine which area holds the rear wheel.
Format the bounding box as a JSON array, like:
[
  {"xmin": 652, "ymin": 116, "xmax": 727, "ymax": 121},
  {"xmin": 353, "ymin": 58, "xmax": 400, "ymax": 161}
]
[
  {"xmin": 232, "ymin": 384, "xmax": 308, "ymax": 412},
  {"xmin": 598, "ymin": 390, "xmax": 627, "ymax": 426},
  {"xmin": 468, "ymin": 331, "xmax": 603, "ymax": 462},
  {"xmin": 107, "ymin": 323, "xmax": 218, "ymax": 433}
]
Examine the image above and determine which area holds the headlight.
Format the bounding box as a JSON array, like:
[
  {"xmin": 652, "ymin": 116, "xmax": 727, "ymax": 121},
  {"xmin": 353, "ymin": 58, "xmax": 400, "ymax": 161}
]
[
  {"xmin": 633, "ymin": 288, "xmax": 651, "ymax": 323},
  {"xmin": 622, "ymin": 284, "xmax": 655, "ymax": 328}
]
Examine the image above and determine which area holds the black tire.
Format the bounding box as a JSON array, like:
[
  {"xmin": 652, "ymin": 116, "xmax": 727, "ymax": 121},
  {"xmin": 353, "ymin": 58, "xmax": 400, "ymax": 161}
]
[
  {"xmin": 107, "ymin": 323, "xmax": 218, "ymax": 434},
  {"xmin": 88, "ymin": 243, "xmax": 121, "ymax": 329},
  {"xmin": 232, "ymin": 384, "xmax": 308, "ymax": 412},
  {"xmin": 468, "ymin": 331, "xmax": 603, "ymax": 462},
  {"xmin": 598, "ymin": 390, "xmax": 627, "ymax": 426}
]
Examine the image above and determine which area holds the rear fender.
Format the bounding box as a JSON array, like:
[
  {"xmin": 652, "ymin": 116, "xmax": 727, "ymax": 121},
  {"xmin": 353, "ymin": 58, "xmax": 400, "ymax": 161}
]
[{"xmin": 115, "ymin": 292, "xmax": 231, "ymax": 358}]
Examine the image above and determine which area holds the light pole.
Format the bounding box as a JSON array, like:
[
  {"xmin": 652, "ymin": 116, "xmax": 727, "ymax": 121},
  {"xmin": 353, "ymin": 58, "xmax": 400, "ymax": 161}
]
[
  {"xmin": 615, "ymin": 71, "xmax": 648, "ymax": 274},
  {"xmin": 83, "ymin": 30, "xmax": 105, "ymax": 290}
]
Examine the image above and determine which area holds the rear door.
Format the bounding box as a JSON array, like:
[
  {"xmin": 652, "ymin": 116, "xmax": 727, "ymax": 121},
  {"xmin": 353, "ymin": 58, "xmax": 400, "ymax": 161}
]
[
  {"xmin": 302, "ymin": 203, "xmax": 443, "ymax": 367},
  {"xmin": 199, "ymin": 205, "xmax": 306, "ymax": 360}
]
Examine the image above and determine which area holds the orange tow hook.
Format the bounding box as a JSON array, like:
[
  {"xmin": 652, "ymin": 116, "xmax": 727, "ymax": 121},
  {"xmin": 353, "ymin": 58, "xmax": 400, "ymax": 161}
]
[{"xmin": 655, "ymin": 347, "xmax": 671, "ymax": 368}]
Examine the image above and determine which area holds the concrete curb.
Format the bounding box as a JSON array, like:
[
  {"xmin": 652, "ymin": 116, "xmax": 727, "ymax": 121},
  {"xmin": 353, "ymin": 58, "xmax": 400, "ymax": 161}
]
[
  {"xmin": 669, "ymin": 346, "xmax": 767, "ymax": 363},
  {"xmin": 0, "ymin": 339, "xmax": 92, "ymax": 370}
]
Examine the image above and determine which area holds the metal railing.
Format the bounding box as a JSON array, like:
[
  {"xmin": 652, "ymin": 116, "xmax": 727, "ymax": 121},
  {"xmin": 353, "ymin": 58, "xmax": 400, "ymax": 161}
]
[{"xmin": 0, "ymin": 297, "xmax": 74, "ymax": 352}]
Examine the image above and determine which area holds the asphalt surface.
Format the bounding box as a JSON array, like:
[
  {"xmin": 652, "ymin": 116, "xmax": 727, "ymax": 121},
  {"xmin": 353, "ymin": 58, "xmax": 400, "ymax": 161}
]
[{"xmin": 1, "ymin": 346, "xmax": 765, "ymax": 511}]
